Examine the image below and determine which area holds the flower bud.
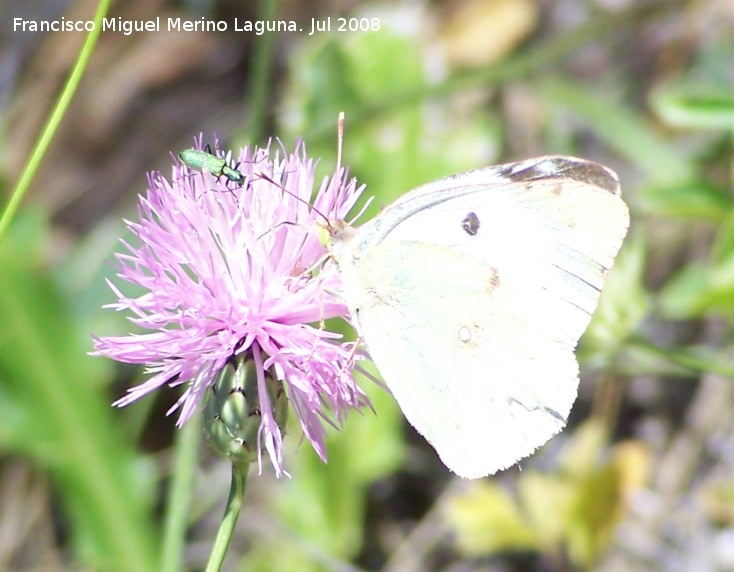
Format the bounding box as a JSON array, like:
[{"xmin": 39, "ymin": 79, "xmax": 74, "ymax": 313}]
[{"xmin": 203, "ymin": 356, "xmax": 288, "ymax": 472}]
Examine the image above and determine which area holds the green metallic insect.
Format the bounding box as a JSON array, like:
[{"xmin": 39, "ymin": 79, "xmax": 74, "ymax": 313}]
[{"xmin": 178, "ymin": 146, "xmax": 245, "ymax": 185}]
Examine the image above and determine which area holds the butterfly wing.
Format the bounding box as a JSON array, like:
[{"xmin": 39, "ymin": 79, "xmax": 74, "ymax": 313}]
[
  {"xmin": 330, "ymin": 156, "xmax": 629, "ymax": 478},
  {"xmin": 349, "ymin": 240, "xmax": 583, "ymax": 477},
  {"xmin": 351, "ymin": 156, "xmax": 628, "ymax": 347}
]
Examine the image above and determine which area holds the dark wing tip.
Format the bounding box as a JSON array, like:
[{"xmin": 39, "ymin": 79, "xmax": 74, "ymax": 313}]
[{"xmin": 500, "ymin": 156, "xmax": 621, "ymax": 196}]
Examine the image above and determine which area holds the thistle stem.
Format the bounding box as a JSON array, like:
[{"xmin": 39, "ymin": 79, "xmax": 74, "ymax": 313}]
[{"xmin": 205, "ymin": 464, "xmax": 250, "ymax": 572}]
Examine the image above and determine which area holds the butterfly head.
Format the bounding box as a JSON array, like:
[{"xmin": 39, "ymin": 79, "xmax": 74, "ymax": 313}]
[{"xmin": 316, "ymin": 218, "xmax": 357, "ymax": 258}]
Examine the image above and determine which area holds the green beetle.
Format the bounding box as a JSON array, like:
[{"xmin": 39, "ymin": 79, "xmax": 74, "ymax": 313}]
[{"xmin": 178, "ymin": 146, "xmax": 245, "ymax": 185}]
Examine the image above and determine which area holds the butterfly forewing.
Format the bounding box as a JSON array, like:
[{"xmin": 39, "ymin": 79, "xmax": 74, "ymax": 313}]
[{"xmin": 352, "ymin": 157, "xmax": 628, "ymax": 344}]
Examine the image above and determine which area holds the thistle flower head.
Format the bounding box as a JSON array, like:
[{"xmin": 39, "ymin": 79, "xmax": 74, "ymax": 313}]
[{"xmin": 93, "ymin": 137, "xmax": 368, "ymax": 476}]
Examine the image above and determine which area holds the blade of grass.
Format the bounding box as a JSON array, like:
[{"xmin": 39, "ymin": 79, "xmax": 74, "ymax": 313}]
[
  {"xmin": 0, "ymin": 0, "xmax": 111, "ymax": 241},
  {"xmin": 538, "ymin": 77, "xmax": 695, "ymax": 184},
  {"xmin": 244, "ymin": 0, "xmax": 281, "ymax": 143}
]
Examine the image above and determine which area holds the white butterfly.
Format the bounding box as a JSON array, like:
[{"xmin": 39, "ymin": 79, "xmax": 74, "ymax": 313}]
[{"xmin": 323, "ymin": 156, "xmax": 630, "ymax": 479}]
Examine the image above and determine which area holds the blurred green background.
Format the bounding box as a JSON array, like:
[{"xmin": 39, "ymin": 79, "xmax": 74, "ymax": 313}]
[{"xmin": 1, "ymin": 0, "xmax": 734, "ymax": 570}]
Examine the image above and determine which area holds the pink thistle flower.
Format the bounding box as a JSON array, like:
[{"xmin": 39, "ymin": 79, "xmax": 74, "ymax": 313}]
[{"xmin": 92, "ymin": 137, "xmax": 368, "ymax": 477}]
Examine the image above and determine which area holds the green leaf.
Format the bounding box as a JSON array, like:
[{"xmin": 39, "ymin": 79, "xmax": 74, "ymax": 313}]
[
  {"xmin": 659, "ymin": 211, "xmax": 734, "ymax": 320},
  {"xmin": 639, "ymin": 180, "xmax": 733, "ymax": 221},
  {"xmin": 580, "ymin": 232, "xmax": 648, "ymax": 367},
  {"xmin": 446, "ymin": 481, "xmax": 539, "ymax": 555},
  {"xmin": 651, "ymin": 85, "xmax": 734, "ymax": 130},
  {"xmin": 0, "ymin": 221, "xmax": 158, "ymax": 572}
]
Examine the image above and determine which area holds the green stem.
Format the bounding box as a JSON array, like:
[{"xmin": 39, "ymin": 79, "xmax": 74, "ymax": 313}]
[
  {"xmin": 205, "ymin": 464, "xmax": 250, "ymax": 572},
  {"xmin": 245, "ymin": 0, "xmax": 281, "ymax": 142},
  {"xmin": 0, "ymin": 0, "xmax": 111, "ymax": 241},
  {"xmin": 160, "ymin": 412, "xmax": 202, "ymax": 572},
  {"xmin": 628, "ymin": 335, "xmax": 734, "ymax": 379}
]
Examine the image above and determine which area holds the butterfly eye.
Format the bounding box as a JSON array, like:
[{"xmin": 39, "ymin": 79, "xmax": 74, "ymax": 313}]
[{"xmin": 461, "ymin": 212, "xmax": 480, "ymax": 236}]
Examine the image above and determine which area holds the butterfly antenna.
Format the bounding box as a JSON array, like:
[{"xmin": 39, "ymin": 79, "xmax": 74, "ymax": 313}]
[
  {"xmin": 257, "ymin": 115, "xmax": 346, "ymax": 232},
  {"xmin": 336, "ymin": 111, "xmax": 345, "ymax": 175}
]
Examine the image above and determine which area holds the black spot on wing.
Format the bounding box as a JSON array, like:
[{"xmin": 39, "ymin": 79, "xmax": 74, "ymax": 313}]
[{"xmin": 462, "ymin": 212, "xmax": 480, "ymax": 236}]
